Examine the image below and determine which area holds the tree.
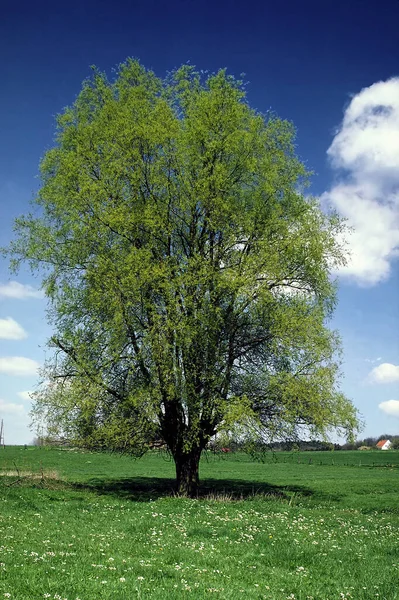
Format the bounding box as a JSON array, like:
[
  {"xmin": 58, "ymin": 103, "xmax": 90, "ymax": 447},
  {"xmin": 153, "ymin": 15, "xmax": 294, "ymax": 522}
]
[
  {"xmin": 391, "ymin": 437, "xmax": 399, "ymax": 450},
  {"xmin": 8, "ymin": 59, "xmax": 360, "ymax": 496}
]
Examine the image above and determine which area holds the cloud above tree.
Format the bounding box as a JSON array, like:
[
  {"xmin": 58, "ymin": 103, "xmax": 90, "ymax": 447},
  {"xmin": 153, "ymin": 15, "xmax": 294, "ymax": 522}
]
[
  {"xmin": 0, "ymin": 317, "xmax": 27, "ymax": 340},
  {"xmin": 367, "ymin": 362, "xmax": 399, "ymax": 384},
  {"xmin": 379, "ymin": 400, "xmax": 399, "ymax": 418},
  {"xmin": 0, "ymin": 398, "xmax": 25, "ymax": 415},
  {"xmin": 0, "ymin": 357, "xmax": 40, "ymax": 377},
  {"xmin": 322, "ymin": 78, "xmax": 399, "ymax": 286},
  {"xmin": 17, "ymin": 390, "xmax": 34, "ymax": 401},
  {"xmin": 0, "ymin": 281, "xmax": 43, "ymax": 299}
]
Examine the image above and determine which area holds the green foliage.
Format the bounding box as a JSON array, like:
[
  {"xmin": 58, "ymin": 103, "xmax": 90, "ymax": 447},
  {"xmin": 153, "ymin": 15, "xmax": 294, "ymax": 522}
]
[
  {"xmin": 7, "ymin": 59, "xmax": 360, "ymax": 491},
  {"xmin": 30, "ymin": 376, "xmax": 158, "ymax": 455}
]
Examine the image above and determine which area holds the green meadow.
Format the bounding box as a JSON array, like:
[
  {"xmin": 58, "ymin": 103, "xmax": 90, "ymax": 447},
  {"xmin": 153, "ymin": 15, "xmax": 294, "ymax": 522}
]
[{"xmin": 1, "ymin": 447, "xmax": 398, "ymax": 600}]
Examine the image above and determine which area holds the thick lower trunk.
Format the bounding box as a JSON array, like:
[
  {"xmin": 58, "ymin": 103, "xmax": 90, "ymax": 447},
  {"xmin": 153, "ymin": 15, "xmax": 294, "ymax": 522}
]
[{"xmin": 174, "ymin": 448, "xmax": 202, "ymax": 497}]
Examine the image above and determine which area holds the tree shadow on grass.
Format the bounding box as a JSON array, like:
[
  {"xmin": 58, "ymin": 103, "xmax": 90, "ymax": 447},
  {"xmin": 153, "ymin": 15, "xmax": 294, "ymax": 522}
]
[{"xmin": 74, "ymin": 475, "xmax": 343, "ymax": 504}]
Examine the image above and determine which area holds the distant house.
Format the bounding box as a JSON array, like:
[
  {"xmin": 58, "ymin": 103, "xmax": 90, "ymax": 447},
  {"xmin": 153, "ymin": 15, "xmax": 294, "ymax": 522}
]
[{"xmin": 376, "ymin": 439, "xmax": 392, "ymax": 450}]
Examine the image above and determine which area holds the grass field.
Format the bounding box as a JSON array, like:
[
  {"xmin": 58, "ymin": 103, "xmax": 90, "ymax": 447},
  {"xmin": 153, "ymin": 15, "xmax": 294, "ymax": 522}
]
[{"xmin": 1, "ymin": 447, "xmax": 398, "ymax": 599}]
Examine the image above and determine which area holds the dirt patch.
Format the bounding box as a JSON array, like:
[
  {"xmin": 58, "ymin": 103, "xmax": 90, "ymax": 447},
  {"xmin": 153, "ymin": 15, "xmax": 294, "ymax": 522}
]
[{"xmin": 0, "ymin": 469, "xmax": 59, "ymax": 479}]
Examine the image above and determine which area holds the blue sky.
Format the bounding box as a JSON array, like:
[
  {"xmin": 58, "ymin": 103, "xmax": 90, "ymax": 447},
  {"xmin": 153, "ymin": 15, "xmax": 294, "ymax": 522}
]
[{"xmin": 0, "ymin": 0, "xmax": 398, "ymax": 444}]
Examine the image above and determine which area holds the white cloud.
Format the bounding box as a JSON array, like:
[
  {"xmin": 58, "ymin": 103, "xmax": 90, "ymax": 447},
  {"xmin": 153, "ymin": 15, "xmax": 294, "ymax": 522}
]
[
  {"xmin": 0, "ymin": 317, "xmax": 27, "ymax": 340},
  {"xmin": 0, "ymin": 398, "xmax": 25, "ymax": 415},
  {"xmin": 17, "ymin": 391, "xmax": 33, "ymax": 401},
  {"xmin": 322, "ymin": 78, "xmax": 399, "ymax": 286},
  {"xmin": 0, "ymin": 281, "xmax": 43, "ymax": 300},
  {"xmin": 368, "ymin": 362, "xmax": 399, "ymax": 384},
  {"xmin": 379, "ymin": 400, "xmax": 399, "ymax": 418},
  {"xmin": 0, "ymin": 357, "xmax": 40, "ymax": 377}
]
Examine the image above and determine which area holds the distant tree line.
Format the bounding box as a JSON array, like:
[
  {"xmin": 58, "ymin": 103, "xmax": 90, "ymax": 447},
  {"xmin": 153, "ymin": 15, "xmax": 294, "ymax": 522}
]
[
  {"xmin": 32, "ymin": 434, "xmax": 399, "ymax": 451},
  {"xmin": 340, "ymin": 435, "xmax": 399, "ymax": 450},
  {"xmin": 209, "ymin": 435, "xmax": 399, "ymax": 453}
]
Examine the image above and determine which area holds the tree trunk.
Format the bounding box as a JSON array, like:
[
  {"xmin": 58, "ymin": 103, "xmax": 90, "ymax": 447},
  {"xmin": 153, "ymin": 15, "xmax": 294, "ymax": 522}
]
[{"xmin": 174, "ymin": 448, "xmax": 202, "ymax": 497}]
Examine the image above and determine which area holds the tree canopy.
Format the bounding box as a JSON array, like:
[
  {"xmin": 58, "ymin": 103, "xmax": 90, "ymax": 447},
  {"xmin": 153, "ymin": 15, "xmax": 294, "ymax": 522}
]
[{"xmin": 9, "ymin": 59, "xmax": 360, "ymax": 495}]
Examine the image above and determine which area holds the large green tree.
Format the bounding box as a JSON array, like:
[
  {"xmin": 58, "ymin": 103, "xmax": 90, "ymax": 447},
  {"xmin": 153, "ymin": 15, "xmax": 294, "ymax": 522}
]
[{"xmin": 9, "ymin": 60, "xmax": 359, "ymax": 495}]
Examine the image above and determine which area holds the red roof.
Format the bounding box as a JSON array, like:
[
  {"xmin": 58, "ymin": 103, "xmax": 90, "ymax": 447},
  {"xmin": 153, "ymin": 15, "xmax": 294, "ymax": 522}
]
[{"xmin": 376, "ymin": 440, "xmax": 389, "ymax": 448}]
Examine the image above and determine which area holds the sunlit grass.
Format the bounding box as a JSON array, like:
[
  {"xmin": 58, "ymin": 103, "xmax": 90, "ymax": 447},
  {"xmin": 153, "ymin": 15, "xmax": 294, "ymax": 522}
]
[{"xmin": 0, "ymin": 447, "xmax": 398, "ymax": 599}]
